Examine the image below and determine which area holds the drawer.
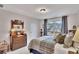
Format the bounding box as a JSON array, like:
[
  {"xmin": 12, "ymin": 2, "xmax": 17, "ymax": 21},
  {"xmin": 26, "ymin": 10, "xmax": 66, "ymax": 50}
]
[{"xmin": 12, "ymin": 43, "xmax": 25, "ymax": 50}]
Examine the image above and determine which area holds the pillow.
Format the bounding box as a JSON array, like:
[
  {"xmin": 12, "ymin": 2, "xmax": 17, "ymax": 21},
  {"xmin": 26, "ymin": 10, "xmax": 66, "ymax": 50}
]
[
  {"xmin": 55, "ymin": 34, "xmax": 66, "ymax": 44},
  {"xmin": 63, "ymin": 34, "xmax": 73, "ymax": 48}
]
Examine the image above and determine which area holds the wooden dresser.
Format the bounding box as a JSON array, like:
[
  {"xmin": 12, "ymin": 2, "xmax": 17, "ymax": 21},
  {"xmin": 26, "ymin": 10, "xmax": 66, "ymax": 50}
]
[
  {"xmin": 10, "ymin": 33, "xmax": 27, "ymax": 50},
  {"xmin": 10, "ymin": 20, "xmax": 27, "ymax": 50}
]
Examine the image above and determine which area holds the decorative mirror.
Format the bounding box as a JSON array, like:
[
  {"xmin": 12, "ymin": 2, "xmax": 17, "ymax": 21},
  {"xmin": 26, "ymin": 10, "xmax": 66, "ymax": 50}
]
[{"xmin": 11, "ymin": 20, "xmax": 24, "ymax": 31}]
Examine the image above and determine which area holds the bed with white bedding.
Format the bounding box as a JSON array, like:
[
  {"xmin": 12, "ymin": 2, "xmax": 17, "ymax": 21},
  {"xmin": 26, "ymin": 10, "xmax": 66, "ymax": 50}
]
[{"xmin": 28, "ymin": 36, "xmax": 56, "ymax": 54}]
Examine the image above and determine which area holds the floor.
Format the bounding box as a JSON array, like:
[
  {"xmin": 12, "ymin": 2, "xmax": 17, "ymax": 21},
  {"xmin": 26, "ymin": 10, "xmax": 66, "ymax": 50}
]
[
  {"xmin": 6, "ymin": 37, "xmax": 32, "ymax": 54},
  {"xmin": 7, "ymin": 46, "xmax": 30, "ymax": 54}
]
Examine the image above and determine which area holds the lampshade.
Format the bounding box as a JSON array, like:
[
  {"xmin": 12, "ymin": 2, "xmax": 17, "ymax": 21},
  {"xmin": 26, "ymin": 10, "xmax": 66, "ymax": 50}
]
[{"xmin": 72, "ymin": 27, "xmax": 79, "ymax": 42}]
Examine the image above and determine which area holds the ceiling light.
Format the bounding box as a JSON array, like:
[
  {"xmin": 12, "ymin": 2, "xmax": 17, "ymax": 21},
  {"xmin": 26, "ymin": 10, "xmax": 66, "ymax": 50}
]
[
  {"xmin": 40, "ymin": 8, "xmax": 46, "ymax": 12},
  {"xmin": 36, "ymin": 8, "xmax": 49, "ymax": 14}
]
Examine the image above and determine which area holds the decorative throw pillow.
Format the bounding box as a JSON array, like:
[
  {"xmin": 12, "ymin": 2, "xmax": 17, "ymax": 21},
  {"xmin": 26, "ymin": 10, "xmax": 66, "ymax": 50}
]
[
  {"xmin": 63, "ymin": 34, "xmax": 73, "ymax": 48},
  {"xmin": 56, "ymin": 34, "xmax": 66, "ymax": 44}
]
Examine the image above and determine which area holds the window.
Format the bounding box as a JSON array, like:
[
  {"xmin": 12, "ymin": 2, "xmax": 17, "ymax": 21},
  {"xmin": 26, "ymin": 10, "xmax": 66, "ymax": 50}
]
[{"xmin": 47, "ymin": 17, "xmax": 62, "ymax": 35}]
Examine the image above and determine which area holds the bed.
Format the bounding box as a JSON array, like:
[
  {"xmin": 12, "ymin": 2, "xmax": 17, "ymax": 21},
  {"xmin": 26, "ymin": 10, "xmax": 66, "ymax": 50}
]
[{"xmin": 28, "ymin": 36, "xmax": 56, "ymax": 54}]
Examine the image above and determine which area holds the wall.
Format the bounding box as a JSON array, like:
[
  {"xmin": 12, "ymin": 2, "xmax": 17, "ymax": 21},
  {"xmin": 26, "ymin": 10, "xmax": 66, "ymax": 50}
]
[
  {"xmin": 0, "ymin": 9, "xmax": 41, "ymax": 46},
  {"xmin": 68, "ymin": 13, "xmax": 79, "ymax": 30},
  {"xmin": 40, "ymin": 13, "xmax": 79, "ymax": 32}
]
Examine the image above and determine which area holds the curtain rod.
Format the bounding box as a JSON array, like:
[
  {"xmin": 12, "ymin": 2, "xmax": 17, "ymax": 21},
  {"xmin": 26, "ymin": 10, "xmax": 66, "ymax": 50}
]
[
  {"xmin": 45, "ymin": 15, "xmax": 68, "ymax": 20},
  {"xmin": 44, "ymin": 16, "xmax": 62, "ymax": 20}
]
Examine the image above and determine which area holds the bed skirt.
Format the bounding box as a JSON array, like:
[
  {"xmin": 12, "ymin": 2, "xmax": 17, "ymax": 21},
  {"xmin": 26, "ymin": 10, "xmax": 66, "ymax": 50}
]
[{"xmin": 29, "ymin": 49, "xmax": 42, "ymax": 54}]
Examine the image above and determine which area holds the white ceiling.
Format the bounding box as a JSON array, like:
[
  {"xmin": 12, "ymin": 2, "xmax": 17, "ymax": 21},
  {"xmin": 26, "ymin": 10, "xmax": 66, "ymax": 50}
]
[{"xmin": 1, "ymin": 4, "xmax": 79, "ymax": 19}]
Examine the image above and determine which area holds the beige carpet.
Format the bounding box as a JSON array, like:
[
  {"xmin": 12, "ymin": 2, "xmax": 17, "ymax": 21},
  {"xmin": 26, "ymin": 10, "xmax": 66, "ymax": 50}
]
[{"xmin": 7, "ymin": 46, "xmax": 30, "ymax": 54}]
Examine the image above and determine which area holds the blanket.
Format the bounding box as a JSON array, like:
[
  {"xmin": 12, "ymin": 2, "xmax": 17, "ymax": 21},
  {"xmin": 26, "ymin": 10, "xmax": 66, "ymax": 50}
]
[{"xmin": 28, "ymin": 36, "xmax": 56, "ymax": 54}]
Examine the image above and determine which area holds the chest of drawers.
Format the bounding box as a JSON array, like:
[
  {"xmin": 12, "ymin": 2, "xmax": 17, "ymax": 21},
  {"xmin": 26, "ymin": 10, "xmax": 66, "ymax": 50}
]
[{"xmin": 10, "ymin": 34, "xmax": 27, "ymax": 50}]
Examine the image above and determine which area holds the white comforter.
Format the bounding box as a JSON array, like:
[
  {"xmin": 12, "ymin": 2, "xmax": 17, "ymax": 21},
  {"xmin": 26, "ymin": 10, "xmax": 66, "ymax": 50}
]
[
  {"xmin": 54, "ymin": 43, "xmax": 77, "ymax": 54},
  {"xmin": 28, "ymin": 36, "xmax": 56, "ymax": 54}
]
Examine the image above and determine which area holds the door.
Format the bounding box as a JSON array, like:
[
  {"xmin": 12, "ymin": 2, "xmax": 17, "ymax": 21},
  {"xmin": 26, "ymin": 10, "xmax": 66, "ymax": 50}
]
[{"xmin": 30, "ymin": 23, "xmax": 37, "ymax": 39}]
